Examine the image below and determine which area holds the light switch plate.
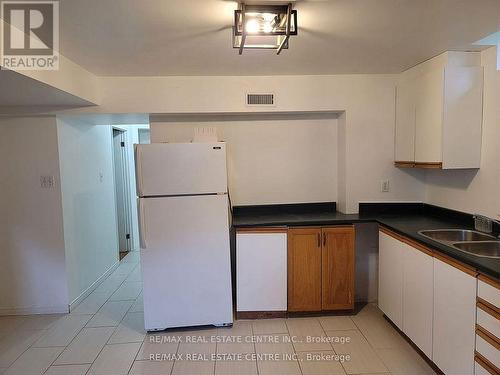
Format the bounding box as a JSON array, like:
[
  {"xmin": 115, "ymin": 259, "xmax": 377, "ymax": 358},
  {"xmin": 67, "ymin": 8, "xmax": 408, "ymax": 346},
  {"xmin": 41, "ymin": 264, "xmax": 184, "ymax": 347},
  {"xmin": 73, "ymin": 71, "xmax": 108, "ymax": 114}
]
[
  {"xmin": 381, "ymin": 179, "xmax": 390, "ymax": 192},
  {"xmin": 40, "ymin": 175, "xmax": 55, "ymax": 189}
]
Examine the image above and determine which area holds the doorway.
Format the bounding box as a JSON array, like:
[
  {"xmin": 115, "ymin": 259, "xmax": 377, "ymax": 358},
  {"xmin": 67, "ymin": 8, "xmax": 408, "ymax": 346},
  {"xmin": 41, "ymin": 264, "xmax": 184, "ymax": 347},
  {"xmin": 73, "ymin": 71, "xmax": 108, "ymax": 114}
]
[{"xmin": 112, "ymin": 128, "xmax": 133, "ymax": 259}]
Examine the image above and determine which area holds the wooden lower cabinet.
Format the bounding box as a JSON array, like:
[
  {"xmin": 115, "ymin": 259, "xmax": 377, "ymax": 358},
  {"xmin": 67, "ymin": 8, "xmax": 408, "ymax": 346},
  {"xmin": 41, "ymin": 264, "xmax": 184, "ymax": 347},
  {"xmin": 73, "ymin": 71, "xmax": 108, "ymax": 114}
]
[
  {"xmin": 288, "ymin": 226, "xmax": 355, "ymax": 312},
  {"xmin": 288, "ymin": 228, "xmax": 322, "ymax": 311},
  {"xmin": 322, "ymin": 227, "xmax": 355, "ymax": 310}
]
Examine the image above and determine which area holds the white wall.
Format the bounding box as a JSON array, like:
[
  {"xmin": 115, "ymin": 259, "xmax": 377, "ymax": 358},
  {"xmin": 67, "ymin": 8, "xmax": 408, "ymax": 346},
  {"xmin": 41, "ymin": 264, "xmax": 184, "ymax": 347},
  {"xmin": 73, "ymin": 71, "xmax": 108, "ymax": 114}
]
[
  {"xmin": 424, "ymin": 47, "xmax": 500, "ymax": 219},
  {"xmin": 0, "ymin": 117, "xmax": 68, "ymax": 314},
  {"xmin": 4, "ymin": 72, "xmax": 424, "ymax": 212},
  {"xmin": 151, "ymin": 118, "xmax": 338, "ymax": 206},
  {"xmin": 124, "ymin": 74, "xmax": 426, "ymax": 212},
  {"xmin": 57, "ymin": 118, "xmax": 119, "ymax": 305}
]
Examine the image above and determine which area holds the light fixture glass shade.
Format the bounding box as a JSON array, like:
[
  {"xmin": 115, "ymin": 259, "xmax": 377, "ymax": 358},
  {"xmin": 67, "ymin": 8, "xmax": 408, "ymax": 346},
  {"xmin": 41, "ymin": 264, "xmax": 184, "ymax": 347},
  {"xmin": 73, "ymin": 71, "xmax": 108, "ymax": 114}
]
[{"xmin": 233, "ymin": 3, "xmax": 297, "ymax": 54}]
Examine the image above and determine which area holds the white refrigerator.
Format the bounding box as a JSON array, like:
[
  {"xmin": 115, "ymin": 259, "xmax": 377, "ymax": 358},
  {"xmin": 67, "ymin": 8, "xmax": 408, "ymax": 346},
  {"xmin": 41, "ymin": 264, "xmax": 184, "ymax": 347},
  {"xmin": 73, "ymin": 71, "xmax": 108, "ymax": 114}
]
[{"xmin": 135, "ymin": 142, "xmax": 233, "ymax": 331}]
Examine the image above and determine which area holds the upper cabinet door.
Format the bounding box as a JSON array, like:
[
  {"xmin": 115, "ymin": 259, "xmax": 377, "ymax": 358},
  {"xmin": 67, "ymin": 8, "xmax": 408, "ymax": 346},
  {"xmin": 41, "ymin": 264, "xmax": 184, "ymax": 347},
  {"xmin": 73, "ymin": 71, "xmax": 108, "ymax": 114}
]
[
  {"xmin": 415, "ymin": 68, "xmax": 445, "ymax": 164},
  {"xmin": 321, "ymin": 226, "xmax": 355, "ymax": 310},
  {"xmin": 442, "ymin": 66, "xmax": 483, "ymax": 169},
  {"xmin": 288, "ymin": 228, "xmax": 322, "ymax": 312},
  {"xmin": 395, "ymin": 79, "xmax": 416, "ymax": 163}
]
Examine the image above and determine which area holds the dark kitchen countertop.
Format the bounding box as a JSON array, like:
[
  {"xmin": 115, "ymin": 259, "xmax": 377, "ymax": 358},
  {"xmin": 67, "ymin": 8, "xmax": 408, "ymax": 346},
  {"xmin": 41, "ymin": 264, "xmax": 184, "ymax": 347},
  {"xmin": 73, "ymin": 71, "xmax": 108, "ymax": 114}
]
[{"xmin": 232, "ymin": 203, "xmax": 500, "ymax": 280}]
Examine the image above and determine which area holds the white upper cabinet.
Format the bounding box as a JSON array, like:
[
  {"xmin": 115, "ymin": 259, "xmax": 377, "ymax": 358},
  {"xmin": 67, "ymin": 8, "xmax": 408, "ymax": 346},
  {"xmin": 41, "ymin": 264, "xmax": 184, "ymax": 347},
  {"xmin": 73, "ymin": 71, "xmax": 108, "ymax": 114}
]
[
  {"xmin": 441, "ymin": 67, "xmax": 484, "ymax": 168},
  {"xmin": 395, "ymin": 51, "xmax": 483, "ymax": 169},
  {"xmin": 394, "ymin": 78, "xmax": 416, "ymax": 164},
  {"xmin": 414, "ymin": 67, "xmax": 445, "ymax": 164}
]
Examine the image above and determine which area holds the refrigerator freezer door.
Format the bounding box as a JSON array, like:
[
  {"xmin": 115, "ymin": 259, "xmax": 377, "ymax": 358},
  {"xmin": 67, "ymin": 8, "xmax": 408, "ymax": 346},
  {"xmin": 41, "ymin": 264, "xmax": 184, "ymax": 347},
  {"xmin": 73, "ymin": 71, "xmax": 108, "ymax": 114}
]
[
  {"xmin": 136, "ymin": 143, "xmax": 228, "ymax": 197},
  {"xmin": 140, "ymin": 194, "xmax": 233, "ymax": 330}
]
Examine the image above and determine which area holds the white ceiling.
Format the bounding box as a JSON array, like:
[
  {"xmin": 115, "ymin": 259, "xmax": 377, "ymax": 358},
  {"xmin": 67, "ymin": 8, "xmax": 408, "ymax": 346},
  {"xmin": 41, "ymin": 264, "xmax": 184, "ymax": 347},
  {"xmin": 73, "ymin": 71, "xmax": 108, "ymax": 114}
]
[{"xmin": 58, "ymin": 0, "xmax": 500, "ymax": 76}]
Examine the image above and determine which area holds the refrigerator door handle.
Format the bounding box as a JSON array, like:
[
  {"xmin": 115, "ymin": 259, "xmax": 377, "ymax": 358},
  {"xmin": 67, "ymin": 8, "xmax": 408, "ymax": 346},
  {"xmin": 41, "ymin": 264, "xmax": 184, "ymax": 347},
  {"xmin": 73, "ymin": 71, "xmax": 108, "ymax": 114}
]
[
  {"xmin": 135, "ymin": 145, "xmax": 144, "ymax": 197},
  {"xmin": 138, "ymin": 199, "xmax": 147, "ymax": 249}
]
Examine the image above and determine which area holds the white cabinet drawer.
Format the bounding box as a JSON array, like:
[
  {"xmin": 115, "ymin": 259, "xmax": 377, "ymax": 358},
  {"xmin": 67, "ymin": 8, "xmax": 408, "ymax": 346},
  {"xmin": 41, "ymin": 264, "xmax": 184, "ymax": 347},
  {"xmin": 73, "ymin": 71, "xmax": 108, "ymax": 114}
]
[
  {"xmin": 477, "ymin": 306, "xmax": 500, "ymax": 339},
  {"xmin": 476, "ymin": 333, "xmax": 500, "ymax": 370},
  {"xmin": 478, "ymin": 278, "xmax": 499, "ymax": 309},
  {"xmin": 236, "ymin": 231, "xmax": 287, "ymax": 312},
  {"xmin": 475, "ymin": 360, "xmax": 493, "ymax": 375}
]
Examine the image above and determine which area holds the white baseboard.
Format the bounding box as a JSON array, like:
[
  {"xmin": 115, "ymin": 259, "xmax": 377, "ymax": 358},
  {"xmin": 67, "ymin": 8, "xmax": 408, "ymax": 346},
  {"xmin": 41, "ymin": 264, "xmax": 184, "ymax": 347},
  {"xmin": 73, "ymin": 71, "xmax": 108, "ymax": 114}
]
[
  {"xmin": 69, "ymin": 260, "xmax": 120, "ymax": 311},
  {"xmin": 357, "ymin": 200, "xmax": 424, "ymax": 204},
  {"xmin": 0, "ymin": 261, "xmax": 120, "ymax": 316},
  {"xmin": 0, "ymin": 305, "xmax": 69, "ymax": 316}
]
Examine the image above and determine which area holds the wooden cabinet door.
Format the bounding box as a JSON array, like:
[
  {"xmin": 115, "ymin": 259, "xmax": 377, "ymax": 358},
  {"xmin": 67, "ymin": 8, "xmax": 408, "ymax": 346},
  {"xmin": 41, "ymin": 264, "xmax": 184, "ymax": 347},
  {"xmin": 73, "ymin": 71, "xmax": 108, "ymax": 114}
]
[
  {"xmin": 321, "ymin": 226, "xmax": 355, "ymax": 310},
  {"xmin": 288, "ymin": 228, "xmax": 322, "ymax": 312},
  {"xmin": 378, "ymin": 231, "xmax": 404, "ymax": 329}
]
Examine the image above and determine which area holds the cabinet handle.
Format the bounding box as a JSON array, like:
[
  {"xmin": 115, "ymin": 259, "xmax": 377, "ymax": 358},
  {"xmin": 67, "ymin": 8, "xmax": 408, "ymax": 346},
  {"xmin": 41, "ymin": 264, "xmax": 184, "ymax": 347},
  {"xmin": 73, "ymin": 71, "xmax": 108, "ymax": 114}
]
[
  {"xmin": 317, "ymin": 233, "xmax": 321, "ymax": 248},
  {"xmin": 323, "ymin": 232, "xmax": 326, "ymax": 246}
]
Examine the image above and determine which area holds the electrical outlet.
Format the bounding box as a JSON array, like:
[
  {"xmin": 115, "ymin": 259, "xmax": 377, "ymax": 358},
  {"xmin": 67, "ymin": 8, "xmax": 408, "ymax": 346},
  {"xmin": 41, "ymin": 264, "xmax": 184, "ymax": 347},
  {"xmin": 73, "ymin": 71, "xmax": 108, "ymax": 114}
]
[
  {"xmin": 381, "ymin": 179, "xmax": 390, "ymax": 192},
  {"xmin": 99, "ymin": 172, "xmax": 104, "ymax": 183},
  {"xmin": 40, "ymin": 175, "xmax": 55, "ymax": 189}
]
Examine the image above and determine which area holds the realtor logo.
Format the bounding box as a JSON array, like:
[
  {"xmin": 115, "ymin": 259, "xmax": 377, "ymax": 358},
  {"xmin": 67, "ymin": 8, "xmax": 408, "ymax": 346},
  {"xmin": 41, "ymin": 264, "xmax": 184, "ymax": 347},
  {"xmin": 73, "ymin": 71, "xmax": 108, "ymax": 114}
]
[{"xmin": 1, "ymin": 1, "xmax": 59, "ymax": 70}]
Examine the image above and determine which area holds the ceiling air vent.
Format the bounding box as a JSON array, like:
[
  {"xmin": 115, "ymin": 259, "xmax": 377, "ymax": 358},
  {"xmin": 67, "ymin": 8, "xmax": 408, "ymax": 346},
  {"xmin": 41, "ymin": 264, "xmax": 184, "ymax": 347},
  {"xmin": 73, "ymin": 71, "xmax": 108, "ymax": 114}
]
[{"xmin": 246, "ymin": 93, "xmax": 275, "ymax": 106}]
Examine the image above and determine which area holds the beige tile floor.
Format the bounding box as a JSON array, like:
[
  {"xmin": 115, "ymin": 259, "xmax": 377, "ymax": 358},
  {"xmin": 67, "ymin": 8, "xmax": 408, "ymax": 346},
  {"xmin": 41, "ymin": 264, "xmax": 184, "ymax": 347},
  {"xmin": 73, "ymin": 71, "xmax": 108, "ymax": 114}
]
[{"xmin": 0, "ymin": 251, "xmax": 437, "ymax": 375}]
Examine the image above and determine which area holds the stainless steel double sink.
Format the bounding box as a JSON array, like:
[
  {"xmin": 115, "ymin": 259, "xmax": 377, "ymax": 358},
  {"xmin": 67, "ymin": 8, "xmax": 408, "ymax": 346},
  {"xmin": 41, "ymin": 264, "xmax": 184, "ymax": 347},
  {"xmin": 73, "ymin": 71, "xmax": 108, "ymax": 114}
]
[{"xmin": 418, "ymin": 229, "xmax": 500, "ymax": 258}]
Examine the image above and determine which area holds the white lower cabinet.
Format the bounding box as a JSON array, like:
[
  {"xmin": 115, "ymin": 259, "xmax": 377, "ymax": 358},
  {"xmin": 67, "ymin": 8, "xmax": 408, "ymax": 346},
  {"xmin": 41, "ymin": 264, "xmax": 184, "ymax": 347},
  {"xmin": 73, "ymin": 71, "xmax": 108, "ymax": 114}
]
[
  {"xmin": 432, "ymin": 258, "xmax": 476, "ymax": 375},
  {"xmin": 236, "ymin": 231, "xmax": 287, "ymax": 312},
  {"xmin": 378, "ymin": 231, "xmax": 403, "ymax": 329},
  {"xmin": 379, "ymin": 229, "xmax": 478, "ymax": 375},
  {"xmin": 402, "ymin": 244, "xmax": 434, "ymax": 359}
]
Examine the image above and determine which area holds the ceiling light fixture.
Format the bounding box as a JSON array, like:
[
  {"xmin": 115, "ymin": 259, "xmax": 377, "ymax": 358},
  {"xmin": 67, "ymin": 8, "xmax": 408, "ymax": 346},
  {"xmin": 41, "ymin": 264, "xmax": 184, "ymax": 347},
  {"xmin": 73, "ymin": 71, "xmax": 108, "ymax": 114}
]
[{"xmin": 233, "ymin": 3, "xmax": 298, "ymax": 55}]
